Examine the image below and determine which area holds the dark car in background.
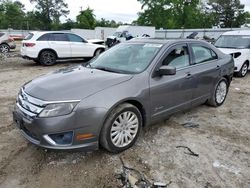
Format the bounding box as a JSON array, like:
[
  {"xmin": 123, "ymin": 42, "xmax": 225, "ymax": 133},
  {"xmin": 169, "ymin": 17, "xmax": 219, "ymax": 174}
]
[
  {"xmin": 0, "ymin": 32, "xmax": 16, "ymax": 53},
  {"xmin": 13, "ymin": 39, "xmax": 234, "ymax": 153}
]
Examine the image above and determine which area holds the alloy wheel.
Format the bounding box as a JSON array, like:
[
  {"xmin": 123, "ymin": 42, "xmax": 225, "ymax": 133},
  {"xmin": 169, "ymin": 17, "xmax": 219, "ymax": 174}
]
[
  {"xmin": 0, "ymin": 44, "xmax": 9, "ymax": 53},
  {"xmin": 41, "ymin": 51, "xmax": 56, "ymax": 65},
  {"xmin": 110, "ymin": 111, "xmax": 139, "ymax": 148},
  {"xmin": 215, "ymin": 81, "xmax": 227, "ymax": 104},
  {"xmin": 241, "ymin": 63, "xmax": 248, "ymax": 77}
]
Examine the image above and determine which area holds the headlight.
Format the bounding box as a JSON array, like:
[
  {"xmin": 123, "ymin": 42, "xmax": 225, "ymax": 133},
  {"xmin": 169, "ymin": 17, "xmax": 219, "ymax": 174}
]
[{"xmin": 39, "ymin": 102, "xmax": 78, "ymax": 118}]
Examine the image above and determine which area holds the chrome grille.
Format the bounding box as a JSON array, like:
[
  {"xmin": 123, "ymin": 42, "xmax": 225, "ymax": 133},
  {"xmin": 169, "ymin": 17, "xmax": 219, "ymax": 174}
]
[{"xmin": 17, "ymin": 89, "xmax": 44, "ymax": 117}]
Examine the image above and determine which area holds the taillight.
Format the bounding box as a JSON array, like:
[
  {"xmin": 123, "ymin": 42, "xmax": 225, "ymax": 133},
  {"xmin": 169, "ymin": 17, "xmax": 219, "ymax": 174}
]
[{"xmin": 23, "ymin": 43, "xmax": 36, "ymax": 47}]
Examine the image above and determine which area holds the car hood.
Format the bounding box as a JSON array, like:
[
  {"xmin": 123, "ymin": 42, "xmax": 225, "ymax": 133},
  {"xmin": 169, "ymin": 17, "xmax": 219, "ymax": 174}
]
[
  {"xmin": 217, "ymin": 48, "xmax": 248, "ymax": 54},
  {"xmin": 23, "ymin": 66, "xmax": 133, "ymax": 101}
]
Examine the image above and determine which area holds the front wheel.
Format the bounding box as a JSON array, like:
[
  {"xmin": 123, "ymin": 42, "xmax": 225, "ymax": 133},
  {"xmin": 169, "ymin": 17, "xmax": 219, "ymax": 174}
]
[
  {"xmin": 237, "ymin": 62, "xmax": 249, "ymax": 77},
  {"xmin": 207, "ymin": 78, "xmax": 228, "ymax": 107},
  {"xmin": 100, "ymin": 103, "xmax": 142, "ymax": 153}
]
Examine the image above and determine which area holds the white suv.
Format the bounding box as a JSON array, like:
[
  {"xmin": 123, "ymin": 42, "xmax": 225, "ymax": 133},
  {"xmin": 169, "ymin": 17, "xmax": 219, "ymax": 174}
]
[
  {"xmin": 215, "ymin": 30, "xmax": 250, "ymax": 77},
  {"xmin": 21, "ymin": 31, "xmax": 105, "ymax": 65}
]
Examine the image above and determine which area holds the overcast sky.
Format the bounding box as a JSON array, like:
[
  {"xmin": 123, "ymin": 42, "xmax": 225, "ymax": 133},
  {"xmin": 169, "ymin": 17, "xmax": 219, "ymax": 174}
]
[{"xmin": 19, "ymin": 0, "xmax": 250, "ymax": 23}]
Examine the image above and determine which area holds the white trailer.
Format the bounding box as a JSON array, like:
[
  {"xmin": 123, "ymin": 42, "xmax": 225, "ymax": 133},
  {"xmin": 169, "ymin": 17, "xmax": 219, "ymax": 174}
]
[
  {"xmin": 115, "ymin": 25, "xmax": 155, "ymax": 38},
  {"xmin": 106, "ymin": 25, "xmax": 155, "ymax": 47}
]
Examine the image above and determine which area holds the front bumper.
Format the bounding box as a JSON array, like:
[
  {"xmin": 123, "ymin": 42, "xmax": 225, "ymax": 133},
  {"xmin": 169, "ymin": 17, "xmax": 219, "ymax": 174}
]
[{"xmin": 13, "ymin": 104, "xmax": 99, "ymax": 150}]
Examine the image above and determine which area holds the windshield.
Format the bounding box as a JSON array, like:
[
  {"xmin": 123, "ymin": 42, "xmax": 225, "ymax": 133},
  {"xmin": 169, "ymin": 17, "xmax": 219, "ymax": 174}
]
[
  {"xmin": 214, "ymin": 35, "xmax": 250, "ymax": 49},
  {"xmin": 88, "ymin": 43, "xmax": 162, "ymax": 74}
]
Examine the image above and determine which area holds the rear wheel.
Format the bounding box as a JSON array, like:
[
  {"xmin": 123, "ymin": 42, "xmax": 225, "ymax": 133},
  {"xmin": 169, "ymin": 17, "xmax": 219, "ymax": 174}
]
[
  {"xmin": 207, "ymin": 78, "xmax": 228, "ymax": 107},
  {"xmin": 237, "ymin": 62, "xmax": 249, "ymax": 77},
  {"xmin": 94, "ymin": 48, "xmax": 103, "ymax": 57},
  {"xmin": 39, "ymin": 50, "xmax": 57, "ymax": 66},
  {"xmin": 0, "ymin": 44, "xmax": 10, "ymax": 53},
  {"xmin": 100, "ymin": 103, "xmax": 142, "ymax": 153}
]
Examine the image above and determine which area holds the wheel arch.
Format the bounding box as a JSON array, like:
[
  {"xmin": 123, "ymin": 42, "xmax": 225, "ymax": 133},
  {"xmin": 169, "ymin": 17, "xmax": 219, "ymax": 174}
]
[
  {"xmin": 38, "ymin": 48, "xmax": 58, "ymax": 59},
  {"xmin": 101, "ymin": 98, "xmax": 147, "ymax": 131},
  {"xmin": 93, "ymin": 47, "xmax": 105, "ymax": 56},
  {"xmin": 244, "ymin": 60, "xmax": 249, "ymax": 67},
  {"xmin": 0, "ymin": 42, "xmax": 10, "ymax": 47},
  {"xmin": 222, "ymin": 75, "xmax": 231, "ymax": 86}
]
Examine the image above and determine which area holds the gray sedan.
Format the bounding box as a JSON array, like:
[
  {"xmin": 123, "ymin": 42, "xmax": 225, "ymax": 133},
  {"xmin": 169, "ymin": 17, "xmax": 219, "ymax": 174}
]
[{"xmin": 13, "ymin": 39, "xmax": 234, "ymax": 153}]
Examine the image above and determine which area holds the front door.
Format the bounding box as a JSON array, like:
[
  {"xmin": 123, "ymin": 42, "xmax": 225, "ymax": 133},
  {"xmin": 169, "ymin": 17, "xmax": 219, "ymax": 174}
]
[
  {"xmin": 67, "ymin": 33, "xmax": 95, "ymax": 57},
  {"xmin": 150, "ymin": 44, "xmax": 194, "ymax": 119}
]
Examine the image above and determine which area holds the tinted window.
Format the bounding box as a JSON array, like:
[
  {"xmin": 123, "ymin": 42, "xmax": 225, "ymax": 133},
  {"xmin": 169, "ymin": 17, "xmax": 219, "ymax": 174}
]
[
  {"xmin": 24, "ymin": 33, "xmax": 34, "ymax": 40},
  {"xmin": 68, "ymin": 34, "xmax": 85, "ymax": 42},
  {"xmin": 51, "ymin": 33, "xmax": 68, "ymax": 41},
  {"xmin": 0, "ymin": 33, "xmax": 5, "ymax": 37},
  {"xmin": 163, "ymin": 45, "xmax": 190, "ymax": 69},
  {"xmin": 191, "ymin": 45, "xmax": 217, "ymax": 64},
  {"xmin": 37, "ymin": 33, "xmax": 51, "ymax": 41}
]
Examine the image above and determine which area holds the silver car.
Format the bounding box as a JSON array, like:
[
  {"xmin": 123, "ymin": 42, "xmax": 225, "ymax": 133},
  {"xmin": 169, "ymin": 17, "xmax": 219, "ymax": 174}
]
[
  {"xmin": 0, "ymin": 32, "xmax": 16, "ymax": 53},
  {"xmin": 13, "ymin": 39, "xmax": 234, "ymax": 153}
]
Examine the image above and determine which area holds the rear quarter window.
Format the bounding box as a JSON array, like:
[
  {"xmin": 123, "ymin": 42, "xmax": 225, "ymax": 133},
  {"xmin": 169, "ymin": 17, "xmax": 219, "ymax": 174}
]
[
  {"xmin": 191, "ymin": 45, "xmax": 218, "ymax": 64},
  {"xmin": 37, "ymin": 33, "xmax": 52, "ymax": 41},
  {"xmin": 24, "ymin": 33, "xmax": 34, "ymax": 40}
]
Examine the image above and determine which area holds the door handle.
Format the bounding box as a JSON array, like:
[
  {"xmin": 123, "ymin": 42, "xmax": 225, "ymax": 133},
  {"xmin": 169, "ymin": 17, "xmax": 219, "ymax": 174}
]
[{"xmin": 216, "ymin": 65, "xmax": 221, "ymax": 70}]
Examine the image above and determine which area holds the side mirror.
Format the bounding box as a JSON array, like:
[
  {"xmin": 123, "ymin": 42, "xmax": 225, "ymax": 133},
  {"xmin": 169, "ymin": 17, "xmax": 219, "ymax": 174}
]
[{"xmin": 158, "ymin": 65, "xmax": 176, "ymax": 76}]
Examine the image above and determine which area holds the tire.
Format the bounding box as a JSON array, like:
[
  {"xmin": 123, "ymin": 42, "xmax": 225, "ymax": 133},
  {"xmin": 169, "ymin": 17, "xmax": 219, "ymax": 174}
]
[
  {"xmin": 39, "ymin": 50, "xmax": 57, "ymax": 66},
  {"xmin": 0, "ymin": 44, "xmax": 10, "ymax": 53},
  {"xmin": 207, "ymin": 78, "xmax": 228, "ymax": 107},
  {"xmin": 94, "ymin": 48, "xmax": 103, "ymax": 57},
  {"xmin": 236, "ymin": 62, "xmax": 249, "ymax": 77},
  {"xmin": 33, "ymin": 59, "xmax": 41, "ymax": 64},
  {"xmin": 100, "ymin": 103, "xmax": 142, "ymax": 153}
]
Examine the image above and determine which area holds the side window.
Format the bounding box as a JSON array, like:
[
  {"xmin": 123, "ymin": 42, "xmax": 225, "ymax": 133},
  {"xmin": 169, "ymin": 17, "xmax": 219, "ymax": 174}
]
[
  {"xmin": 51, "ymin": 33, "xmax": 69, "ymax": 42},
  {"xmin": 68, "ymin": 34, "xmax": 85, "ymax": 43},
  {"xmin": 191, "ymin": 45, "xmax": 217, "ymax": 64},
  {"xmin": 162, "ymin": 45, "xmax": 190, "ymax": 69},
  {"xmin": 37, "ymin": 33, "xmax": 51, "ymax": 41}
]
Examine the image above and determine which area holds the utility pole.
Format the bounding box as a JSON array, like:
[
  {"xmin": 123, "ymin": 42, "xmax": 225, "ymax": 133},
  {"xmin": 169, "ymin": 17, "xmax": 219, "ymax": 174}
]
[{"xmin": 182, "ymin": 0, "xmax": 192, "ymax": 38}]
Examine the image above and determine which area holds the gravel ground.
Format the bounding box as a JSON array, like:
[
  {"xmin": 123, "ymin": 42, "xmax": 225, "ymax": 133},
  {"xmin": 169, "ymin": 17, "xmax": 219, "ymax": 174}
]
[{"xmin": 0, "ymin": 48, "xmax": 249, "ymax": 188}]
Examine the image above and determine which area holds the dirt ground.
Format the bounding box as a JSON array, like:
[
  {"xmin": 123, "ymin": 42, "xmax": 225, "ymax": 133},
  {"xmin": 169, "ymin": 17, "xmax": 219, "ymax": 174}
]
[{"xmin": 0, "ymin": 48, "xmax": 249, "ymax": 188}]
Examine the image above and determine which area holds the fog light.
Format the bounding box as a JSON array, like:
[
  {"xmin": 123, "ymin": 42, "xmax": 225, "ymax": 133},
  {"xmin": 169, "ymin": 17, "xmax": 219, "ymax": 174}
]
[{"xmin": 49, "ymin": 131, "xmax": 73, "ymax": 145}]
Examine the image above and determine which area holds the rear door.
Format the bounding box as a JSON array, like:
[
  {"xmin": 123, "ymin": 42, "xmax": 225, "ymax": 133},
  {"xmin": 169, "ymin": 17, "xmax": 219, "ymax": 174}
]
[
  {"xmin": 48, "ymin": 33, "xmax": 71, "ymax": 58},
  {"xmin": 67, "ymin": 33, "xmax": 96, "ymax": 57},
  {"xmin": 188, "ymin": 43, "xmax": 221, "ymax": 106},
  {"xmin": 149, "ymin": 43, "xmax": 194, "ymax": 119}
]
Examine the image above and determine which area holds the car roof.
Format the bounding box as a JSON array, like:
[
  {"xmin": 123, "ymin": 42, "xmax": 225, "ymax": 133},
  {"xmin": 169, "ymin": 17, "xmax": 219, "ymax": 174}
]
[
  {"xmin": 128, "ymin": 38, "xmax": 209, "ymax": 45},
  {"xmin": 29, "ymin": 31, "xmax": 73, "ymax": 35},
  {"xmin": 222, "ymin": 30, "xmax": 250, "ymax": 36}
]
